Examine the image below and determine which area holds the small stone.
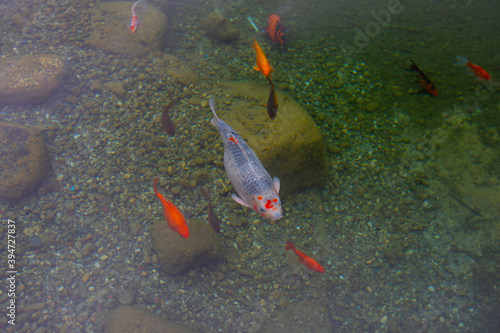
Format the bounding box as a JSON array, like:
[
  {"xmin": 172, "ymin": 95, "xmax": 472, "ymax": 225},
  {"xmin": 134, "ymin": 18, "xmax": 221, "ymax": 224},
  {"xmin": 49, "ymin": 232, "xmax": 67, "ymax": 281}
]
[
  {"xmin": 428, "ymin": 286, "xmax": 435, "ymax": 292},
  {"xmin": 365, "ymin": 101, "xmax": 379, "ymax": 112},
  {"xmin": 77, "ymin": 311, "xmax": 89, "ymax": 323},
  {"xmin": 117, "ymin": 289, "xmax": 135, "ymax": 305},
  {"xmin": 171, "ymin": 186, "xmax": 181, "ymax": 195},
  {"xmin": 81, "ymin": 272, "xmax": 91, "ymax": 283}
]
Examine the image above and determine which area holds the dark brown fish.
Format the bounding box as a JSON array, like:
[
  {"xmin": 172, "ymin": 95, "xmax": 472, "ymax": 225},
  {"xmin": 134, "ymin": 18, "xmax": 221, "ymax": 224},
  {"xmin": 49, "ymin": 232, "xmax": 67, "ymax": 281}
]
[
  {"xmin": 200, "ymin": 188, "xmax": 221, "ymax": 233},
  {"xmin": 267, "ymin": 82, "xmax": 278, "ymax": 120},
  {"xmin": 161, "ymin": 93, "xmax": 176, "ymax": 136}
]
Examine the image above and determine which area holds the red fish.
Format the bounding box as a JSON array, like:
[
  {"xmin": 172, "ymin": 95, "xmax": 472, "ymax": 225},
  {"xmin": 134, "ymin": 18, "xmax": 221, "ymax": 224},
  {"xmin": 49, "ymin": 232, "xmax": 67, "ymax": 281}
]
[
  {"xmin": 265, "ymin": 14, "xmax": 286, "ymax": 45},
  {"xmin": 409, "ymin": 60, "xmax": 437, "ymax": 96},
  {"xmin": 127, "ymin": 0, "xmax": 148, "ymax": 33},
  {"xmin": 153, "ymin": 178, "xmax": 189, "ymax": 238},
  {"xmin": 454, "ymin": 56, "xmax": 491, "ymax": 81},
  {"xmin": 285, "ymin": 242, "xmax": 325, "ymax": 273}
]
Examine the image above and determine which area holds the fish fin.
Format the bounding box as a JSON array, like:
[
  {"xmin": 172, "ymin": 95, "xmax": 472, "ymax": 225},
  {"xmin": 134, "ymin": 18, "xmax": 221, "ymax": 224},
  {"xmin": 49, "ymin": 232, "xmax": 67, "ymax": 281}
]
[
  {"xmin": 454, "ymin": 55, "xmax": 469, "ymax": 67},
  {"xmin": 285, "ymin": 241, "xmax": 295, "ymax": 251},
  {"xmin": 153, "ymin": 177, "xmax": 159, "ymax": 196},
  {"xmin": 253, "ymin": 65, "xmax": 260, "ymax": 72},
  {"xmin": 208, "ymin": 98, "xmax": 220, "ymax": 125},
  {"xmin": 132, "ymin": 0, "xmax": 149, "ymax": 15},
  {"xmin": 273, "ymin": 177, "xmax": 280, "ymax": 193},
  {"xmin": 199, "ymin": 188, "xmax": 211, "ymax": 201},
  {"xmin": 231, "ymin": 193, "xmax": 251, "ymax": 208}
]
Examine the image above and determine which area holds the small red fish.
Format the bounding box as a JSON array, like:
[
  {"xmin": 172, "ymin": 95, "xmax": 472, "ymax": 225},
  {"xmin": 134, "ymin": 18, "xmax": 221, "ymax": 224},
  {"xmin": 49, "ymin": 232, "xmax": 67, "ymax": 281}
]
[
  {"xmin": 285, "ymin": 241, "xmax": 325, "ymax": 273},
  {"xmin": 127, "ymin": 0, "xmax": 148, "ymax": 33},
  {"xmin": 128, "ymin": 15, "xmax": 140, "ymax": 33},
  {"xmin": 265, "ymin": 14, "xmax": 286, "ymax": 45},
  {"xmin": 454, "ymin": 56, "xmax": 491, "ymax": 81},
  {"xmin": 409, "ymin": 60, "xmax": 437, "ymax": 96},
  {"xmin": 153, "ymin": 178, "xmax": 189, "ymax": 238}
]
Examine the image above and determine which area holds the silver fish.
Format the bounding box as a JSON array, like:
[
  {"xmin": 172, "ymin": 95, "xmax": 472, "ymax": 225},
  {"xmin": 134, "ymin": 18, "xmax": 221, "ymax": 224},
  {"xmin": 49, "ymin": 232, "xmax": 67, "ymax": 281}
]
[{"xmin": 209, "ymin": 98, "xmax": 282, "ymax": 220}]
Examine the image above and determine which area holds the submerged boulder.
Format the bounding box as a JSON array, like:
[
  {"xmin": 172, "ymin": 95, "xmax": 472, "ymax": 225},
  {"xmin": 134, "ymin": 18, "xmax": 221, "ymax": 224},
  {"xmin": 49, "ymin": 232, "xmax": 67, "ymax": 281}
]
[
  {"xmin": 216, "ymin": 81, "xmax": 328, "ymax": 196},
  {"xmin": 0, "ymin": 122, "xmax": 48, "ymax": 200},
  {"xmin": 151, "ymin": 218, "xmax": 220, "ymax": 275},
  {"xmin": 86, "ymin": 1, "xmax": 167, "ymax": 57},
  {"xmin": 200, "ymin": 11, "xmax": 239, "ymax": 42},
  {"xmin": 103, "ymin": 306, "xmax": 194, "ymax": 333},
  {"xmin": 0, "ymin": 54, "xmax": 65, "ymax": 105}
]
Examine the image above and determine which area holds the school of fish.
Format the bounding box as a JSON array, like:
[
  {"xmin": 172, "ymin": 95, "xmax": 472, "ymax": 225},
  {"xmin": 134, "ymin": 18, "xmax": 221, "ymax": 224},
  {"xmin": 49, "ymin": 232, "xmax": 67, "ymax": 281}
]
[{"xmin": 148, "ymin": 11, "xmax": 493, "ymax": 276}]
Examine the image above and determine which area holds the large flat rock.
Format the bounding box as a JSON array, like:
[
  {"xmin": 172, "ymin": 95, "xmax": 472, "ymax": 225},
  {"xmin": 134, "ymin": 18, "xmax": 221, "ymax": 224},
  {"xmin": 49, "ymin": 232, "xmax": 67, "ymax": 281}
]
[
  {"xmin": 151, "ymin": 218, "xmax": 220, "ymax": 275},
  {"xmin": 216, "ymin": 81, "xmax": 328, "ymax": 196},
  {"xmin": 0, "ymin": 122, "xmax": 48, "ymax": 200},
  {"xmin": 103, "ymin": 306, "xmax": 194, "ymax": 333},
  {"xmin": 86, "ymin": 1, "xmax": 168, "ymax": 57},
  {"xmin": 0, "ymin": 54, "xmax": 65, "ymax": 105}
]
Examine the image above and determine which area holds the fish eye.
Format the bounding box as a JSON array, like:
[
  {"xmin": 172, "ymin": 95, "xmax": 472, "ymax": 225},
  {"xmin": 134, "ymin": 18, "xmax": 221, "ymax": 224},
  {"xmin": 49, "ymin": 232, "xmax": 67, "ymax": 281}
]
[{"xmin": 260, "ymin": 208, "xmax": 265, "ymax": 212}]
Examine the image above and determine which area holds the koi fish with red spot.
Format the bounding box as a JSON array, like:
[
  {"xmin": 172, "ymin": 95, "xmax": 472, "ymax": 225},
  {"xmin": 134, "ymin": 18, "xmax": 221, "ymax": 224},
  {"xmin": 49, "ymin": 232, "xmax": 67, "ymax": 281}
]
[
  {"xmin": 208, "ymin": 98, "xmax": 282, "ymax": 220},
  {"xmin": 285, "ymin": 242, "xmax": 325, "ymax": 273},
  {"xmin": 153, "ymin": 178, "xmax": 190, "ymax": 238}
]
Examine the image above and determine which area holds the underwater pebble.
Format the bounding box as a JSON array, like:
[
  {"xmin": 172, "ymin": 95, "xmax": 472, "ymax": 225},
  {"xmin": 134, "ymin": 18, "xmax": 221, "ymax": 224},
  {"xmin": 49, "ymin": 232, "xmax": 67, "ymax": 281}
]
[
  {"xmin": 81, "ymin": 272, "xmax": 90, "ymax": 283},
  {"xmin": 117, "ymin": 289, "xmax": 135, "ymax": 305}
]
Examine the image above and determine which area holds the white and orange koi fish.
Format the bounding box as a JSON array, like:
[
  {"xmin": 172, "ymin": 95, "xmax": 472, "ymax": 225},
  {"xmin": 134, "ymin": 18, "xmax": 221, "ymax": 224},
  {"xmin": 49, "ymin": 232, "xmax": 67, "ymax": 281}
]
[
  {"xmin": 208, "ymin": 98, "xmax": 283, "ymax": 220},
  {"xmin": 128, "ymin": 0, "xmax": 148, "ymax": 33}
]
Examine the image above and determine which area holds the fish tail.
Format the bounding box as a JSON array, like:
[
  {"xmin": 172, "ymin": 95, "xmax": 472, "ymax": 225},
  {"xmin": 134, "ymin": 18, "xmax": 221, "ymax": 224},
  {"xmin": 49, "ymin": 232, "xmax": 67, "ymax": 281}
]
[
  {"xmin": 285, "ymin": 241, "xmax": 295, "ymax": 251},
  {"xmin": 208, "ymin": 97, "xmax": 220, "ymax": 126},
  {"xmin": 408, "ymin": 59, "xmax": 419, "ymax": 72},
  {"xmin": 153, "ymin": 177, "xmax": 159, "ymax": 196},
  {"xmin": 199, "ymin": 188, "xmax": 211, "ymax": 201},
  {"xmin": 454, "ymin": 55, "xmax": 469, "ymax": 67},
  {"xmin": 252, "ymin": 39, "xmax": 258, "ymax": 50}
]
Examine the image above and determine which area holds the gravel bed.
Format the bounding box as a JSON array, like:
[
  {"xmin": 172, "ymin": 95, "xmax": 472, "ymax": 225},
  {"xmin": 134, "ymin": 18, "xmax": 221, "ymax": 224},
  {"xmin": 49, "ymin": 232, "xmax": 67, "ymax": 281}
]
[{"xmin": 0, "ymin": 1, "xmax": 498, "ymax": 332}]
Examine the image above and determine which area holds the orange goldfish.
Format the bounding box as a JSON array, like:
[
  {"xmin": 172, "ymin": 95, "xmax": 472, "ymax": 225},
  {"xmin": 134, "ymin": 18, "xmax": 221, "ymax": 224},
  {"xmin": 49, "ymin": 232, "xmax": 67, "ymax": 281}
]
[
  {"xmin": 252, "ymin": 39, "xmax": 273, "ymax": 80},
  {"xmin": 454, "ymin": 56, "xmax": 491, "ymax": 81},
  {"xmin": 285, "ymin": 241, "xmax": 325, "ymax": 273},
  {"xmin": 153, "ymin": 178, "xmax": 190, "ymax": 238}
]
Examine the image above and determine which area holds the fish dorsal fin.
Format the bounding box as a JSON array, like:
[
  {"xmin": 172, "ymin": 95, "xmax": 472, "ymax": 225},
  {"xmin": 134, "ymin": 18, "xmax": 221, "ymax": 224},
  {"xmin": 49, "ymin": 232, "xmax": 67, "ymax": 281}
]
[{"xmin": 231, "ymin": 193, "xmax": 251, "ymax": 208}]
